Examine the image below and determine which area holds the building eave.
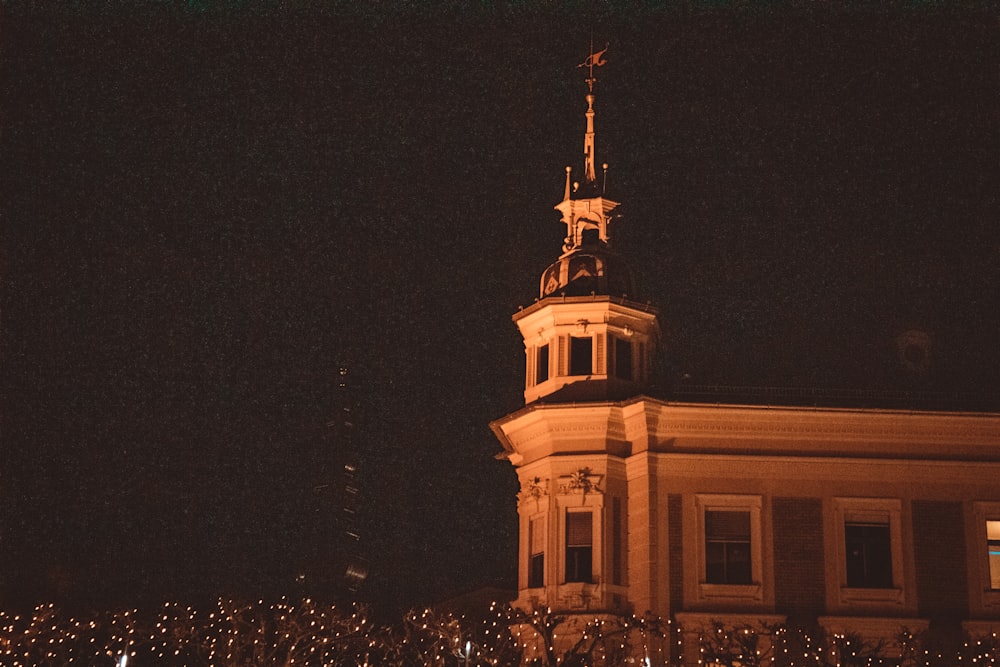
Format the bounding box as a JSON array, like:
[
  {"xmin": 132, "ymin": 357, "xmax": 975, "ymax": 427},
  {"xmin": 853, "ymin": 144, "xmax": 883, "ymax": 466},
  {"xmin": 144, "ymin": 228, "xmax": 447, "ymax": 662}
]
[{"xmin": 492, "ymin": 396, "xmax": 1000, "ymax": 467}]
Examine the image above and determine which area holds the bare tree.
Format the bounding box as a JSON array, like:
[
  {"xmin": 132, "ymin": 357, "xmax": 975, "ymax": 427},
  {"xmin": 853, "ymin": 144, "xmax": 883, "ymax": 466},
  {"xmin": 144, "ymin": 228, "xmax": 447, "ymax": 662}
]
[{"xmin": 504, "ymin": 605, "xmax": 667, "ymax": 667}]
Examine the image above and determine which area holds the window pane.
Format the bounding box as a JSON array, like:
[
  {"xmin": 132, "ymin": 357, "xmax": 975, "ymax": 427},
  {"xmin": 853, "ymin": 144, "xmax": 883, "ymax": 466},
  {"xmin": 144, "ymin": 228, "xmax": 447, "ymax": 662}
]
[
  {"xmin": 536, "ymin": 344, "xmax": 549, "ymax": 384},
  {"xmin": 530, "ymin": 516, "xmax": 545, "ymax": 555},
  {"xmin": 612, "ymin": 498, "xmax": 623, "ymax": 585},
  {"xmin": 529, "ymin": 517, "xmax": 545, "ymax": 588},
  {"xmin": 705, "ymin": 510, "xmax": 752, "ymax": 585},
  {"xmin": 706, "ymin": 541, "xmax": 726, "ymax": 583},
  {"xmin": 570, "ymin": 337, "xmax": 593, "ymax": 376},
  {"xmin": 988, "ymin": 520, "xmax": 1000, "ymax": 590},
  {"xmin": 566, "ymin": 547, "xmax": 592, "ymax": 583},
  {"xmin": 566, "ymin": 512, "xmax": 592, "ymax": 546},
  {"xmin": 726, "ymin": 543, "xmax": 752, "ymax": 584},
  {"xmin": 566, "ymin": 512, "xmax": 593, "ymax": 583},
  {"xmin": 987, "ymin": 520, "xmax": 1000, "ymax": 540},
  {"xmin": 615, "ymin": 337, "xmax": 633, "ymax": 380},
  {"xmin": 529, "ymin": 553, "xmax": 544, "ymax": 588},
  {"xmin": 845, "ymin": 522, "xmax": 893, "ymax": 588},
  {"xmin": 706, "ymin": 510, "xmax": 750, "ymax": 540}
]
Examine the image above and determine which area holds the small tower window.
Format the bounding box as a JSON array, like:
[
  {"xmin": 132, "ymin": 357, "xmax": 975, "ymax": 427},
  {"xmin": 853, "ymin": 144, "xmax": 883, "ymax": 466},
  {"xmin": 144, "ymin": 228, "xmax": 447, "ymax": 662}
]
[
  {"xmin": 565, "ymin": 511, "xmax": 593, "ymax": 583},
  {"xmin": 614, "ymin": 337, "xmax": 633, "ymax": 381},
  {"xmin": 536, "ymin": 344, "xmax": 550, "ymax": 384},
  {"xmin": 570, "ymin": 336, "xmax": 593, "ymax": 376}
]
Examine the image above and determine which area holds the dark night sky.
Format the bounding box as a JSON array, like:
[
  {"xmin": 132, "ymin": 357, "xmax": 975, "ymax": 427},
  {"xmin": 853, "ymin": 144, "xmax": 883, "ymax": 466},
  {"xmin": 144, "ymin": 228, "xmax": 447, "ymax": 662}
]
[{"xmin": 3, "ymin": 4, "xmax": 998, "ymax": 614}]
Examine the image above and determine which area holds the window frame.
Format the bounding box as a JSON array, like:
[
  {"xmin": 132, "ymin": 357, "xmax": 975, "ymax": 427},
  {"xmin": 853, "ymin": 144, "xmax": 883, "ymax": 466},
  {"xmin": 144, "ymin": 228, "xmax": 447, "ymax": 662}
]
[
  {"xmin": 988, "ymin": 519, "xmax": 1000, "ymax": 590},
  {"xmin": 535, "ymin": 343, "xmax": 550, "ymax": 385},
  {"xmin": 971, "ymin": 502, "xmax": 1000, "ymax": 612},
  {"xmin": 528, "ymin": 514, "xmax": 546, "ymax": 589},
  {"xmin": 831, "ymin": 498, "xmax": 905, "ymax": 606},
  {"xmin": 692, "ymin": 494, "xmax": 765, "ymax": 603},
  {"xmin": 613, "ymin": 336, "xmax": 633, "ymax": 381},
  {"xmin": 569, "ymin": 335, "xmax": 593, "ymax": 377},
  {"xmin": 844, "ymin": 519, "xmax": 894, "ymax": 589},
  {"xmin": 564, "ymin": 510, "xmax": 594, "ymax": 583},
  {"xmin": 611, "ymin": 496, "xmax": 623, "ymax": 586},
  {"xmin": 705, "ymin": 508, "xmax": 753, "ymax": 585}
]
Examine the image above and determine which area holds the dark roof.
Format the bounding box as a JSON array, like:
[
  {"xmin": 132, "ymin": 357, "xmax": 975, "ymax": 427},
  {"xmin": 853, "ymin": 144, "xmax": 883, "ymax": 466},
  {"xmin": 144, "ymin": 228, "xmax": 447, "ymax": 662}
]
[{"xmin": 662, "ymin": 384, "xmax": 1000, "ymax": 412}]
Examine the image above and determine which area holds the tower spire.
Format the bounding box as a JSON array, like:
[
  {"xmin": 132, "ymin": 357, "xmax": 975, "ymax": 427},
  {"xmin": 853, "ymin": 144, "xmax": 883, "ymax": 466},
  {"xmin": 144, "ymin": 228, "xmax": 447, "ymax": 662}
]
[
  {"xmin": 556, "ymin": 41, "xmax": 618, "ymax": 254},
  {"xmin": 577, "ymin": 40, "xmax": 608, "ymax": 185}
]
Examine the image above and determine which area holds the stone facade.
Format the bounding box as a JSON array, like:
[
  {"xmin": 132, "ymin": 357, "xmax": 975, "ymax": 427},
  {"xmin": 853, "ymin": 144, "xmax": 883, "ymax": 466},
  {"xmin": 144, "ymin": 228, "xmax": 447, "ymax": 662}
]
[{"xmin": 490, "ymin": 51, "xmax": 1000, "ymax": 665}]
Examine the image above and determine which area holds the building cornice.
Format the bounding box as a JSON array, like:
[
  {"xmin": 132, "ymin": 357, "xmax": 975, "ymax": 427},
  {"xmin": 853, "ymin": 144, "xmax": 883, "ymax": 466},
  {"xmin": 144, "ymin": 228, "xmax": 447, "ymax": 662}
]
[{"xmin": 492, "ymin": 396, "xmax": 1000, "ymax": 467}]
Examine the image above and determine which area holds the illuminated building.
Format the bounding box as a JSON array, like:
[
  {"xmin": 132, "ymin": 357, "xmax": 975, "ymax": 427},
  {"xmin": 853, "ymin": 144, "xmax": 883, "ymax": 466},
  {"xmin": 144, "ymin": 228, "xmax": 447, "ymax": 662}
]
[{"xmin": 490, "ymin": 48, "xmax": 1000, "ymax": 665}]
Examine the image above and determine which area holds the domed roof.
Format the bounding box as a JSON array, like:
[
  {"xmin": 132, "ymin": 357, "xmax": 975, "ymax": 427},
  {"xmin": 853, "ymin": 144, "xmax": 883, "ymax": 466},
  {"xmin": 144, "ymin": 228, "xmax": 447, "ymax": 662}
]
[{"xmin": 539, "ymin": 240, "xmax": 637, "ymax": 300}]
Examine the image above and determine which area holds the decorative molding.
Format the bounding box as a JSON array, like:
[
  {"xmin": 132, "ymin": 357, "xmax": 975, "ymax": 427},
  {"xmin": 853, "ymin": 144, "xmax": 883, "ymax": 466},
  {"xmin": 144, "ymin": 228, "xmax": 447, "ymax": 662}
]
[
  {"xmin": 517, "ymin": 476, "xmax": 549, "ymax": 507},
  {"xmin": 653, "ymin": 408, "xmax": 1000, "ymax": 445},
  {"xmin": 557, "ymin": 581, "xmax": 599, "ymax": 610},
  {"xmin": 558, "ymin": 468, "xmax": 603, "ymax": 496}
]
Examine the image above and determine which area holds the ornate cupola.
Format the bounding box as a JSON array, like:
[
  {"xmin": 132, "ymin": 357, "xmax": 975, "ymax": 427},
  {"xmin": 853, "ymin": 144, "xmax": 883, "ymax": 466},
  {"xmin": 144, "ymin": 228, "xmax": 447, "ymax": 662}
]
[{"xmin": 515, "ymin": 46, "xmax": 659, "ymax": 405}]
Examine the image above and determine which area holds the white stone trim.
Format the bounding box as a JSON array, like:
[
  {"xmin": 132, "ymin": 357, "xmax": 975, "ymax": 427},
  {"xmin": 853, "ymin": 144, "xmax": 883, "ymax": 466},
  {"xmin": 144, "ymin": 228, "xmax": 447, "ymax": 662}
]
[
  {"xmin": 689, "ymin": 494, "xmax": 767, "ymax": 605},
  {"xmin": 828, "ymin": 497, "xmax": 908, "ymax": 610}
]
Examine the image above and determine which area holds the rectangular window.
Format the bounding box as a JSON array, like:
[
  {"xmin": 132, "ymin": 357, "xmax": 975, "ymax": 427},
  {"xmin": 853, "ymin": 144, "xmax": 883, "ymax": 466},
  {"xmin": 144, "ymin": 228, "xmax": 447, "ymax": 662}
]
[
  {"xmin": 570, "ymin": 336, "xmax": 593, "ymax": 376},
  {"xmin": 529, "ymin": 516, "xmax": 545, "ymax": 588},
  {"xmin": 565, "ymin": 511, "xmax": 593, "ymax": 583},
  {"xmin": 535, "ymin": 344, "xmax": 550, "ymax": 384},
  {"xmin": 705, "ymin": 510, "xmax": 752, "ymax": 584},
  {"xmin": 988, "ymin": 520, "xmax": 1000, "ymax": 590},
  {"xmin": 614, "ymin": 337, "xmax": 633, "ymax": 380},
  {"xmin": 612, "ymin": 497, "xmax": 623, "ymax": 585},
  {"xmin": 845, "ymin": 520, "xmax": 893, "ymax": 588}
]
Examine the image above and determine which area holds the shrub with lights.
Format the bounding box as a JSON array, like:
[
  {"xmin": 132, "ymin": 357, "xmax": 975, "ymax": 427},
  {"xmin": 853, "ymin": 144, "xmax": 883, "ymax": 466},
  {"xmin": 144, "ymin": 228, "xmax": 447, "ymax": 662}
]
[{"xmin": 1, "ymin": 600, "xmax": 999, "ymax": 666}]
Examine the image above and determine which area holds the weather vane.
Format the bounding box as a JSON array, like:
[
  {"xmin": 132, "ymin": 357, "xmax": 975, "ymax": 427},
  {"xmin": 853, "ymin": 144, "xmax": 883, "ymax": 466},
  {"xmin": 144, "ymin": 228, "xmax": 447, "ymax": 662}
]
[{"xmin": 577, "ymin": 39, "xmax": 609, "ymax": 92}]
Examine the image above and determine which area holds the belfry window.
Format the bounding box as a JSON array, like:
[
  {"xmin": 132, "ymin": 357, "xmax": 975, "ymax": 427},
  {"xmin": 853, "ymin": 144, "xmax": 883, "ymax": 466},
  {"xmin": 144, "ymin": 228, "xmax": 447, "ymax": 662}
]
[
  {"xmin": 570, "ymin": 336, "xmax": 593, "ymax": 376},
  {"xmin": 536, "ymin": 344, "xmax": 550, "ymax": 384},
  {"xmin": 565, "ymin": 511, "xmax": 593, "ymax": 583}
]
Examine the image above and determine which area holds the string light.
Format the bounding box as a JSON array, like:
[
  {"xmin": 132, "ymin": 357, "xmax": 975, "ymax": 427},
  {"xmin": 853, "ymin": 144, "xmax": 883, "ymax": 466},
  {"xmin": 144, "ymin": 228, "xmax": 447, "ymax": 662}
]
[{"xmin": 1, "ymin": 601, "xmax": 997, "ymax": 666}]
